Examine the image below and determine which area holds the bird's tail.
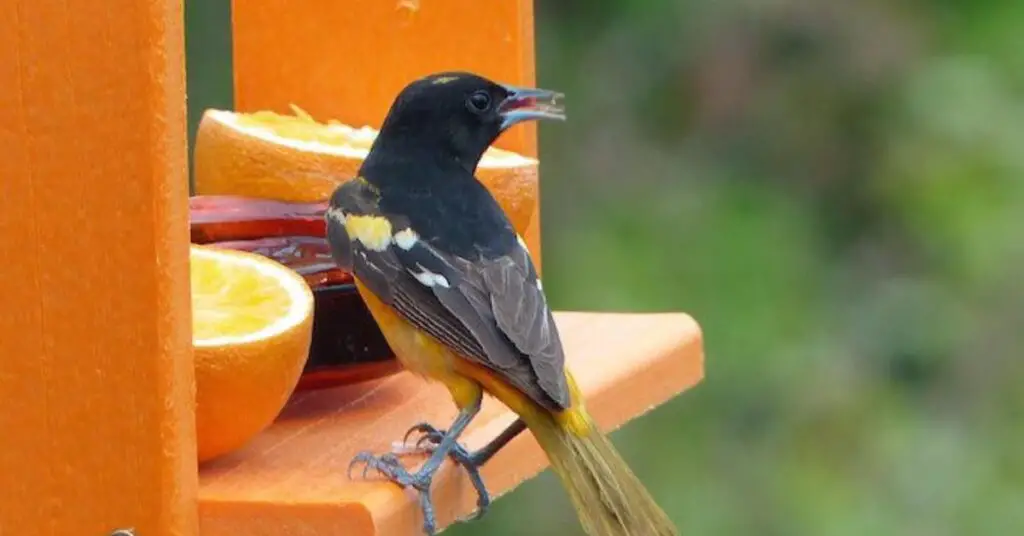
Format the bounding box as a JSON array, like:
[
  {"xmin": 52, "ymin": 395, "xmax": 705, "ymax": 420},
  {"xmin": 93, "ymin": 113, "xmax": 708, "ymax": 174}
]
[{"xmin": 522, "ymin": 406, "xmax": 679, "ymax": 536}]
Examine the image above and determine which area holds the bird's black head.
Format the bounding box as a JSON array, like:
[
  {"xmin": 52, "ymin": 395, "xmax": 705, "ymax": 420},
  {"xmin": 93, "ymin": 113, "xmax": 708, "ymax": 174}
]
[{"xmin": 370, "ymin": 71, "xmax": 565, "ymax": 171}]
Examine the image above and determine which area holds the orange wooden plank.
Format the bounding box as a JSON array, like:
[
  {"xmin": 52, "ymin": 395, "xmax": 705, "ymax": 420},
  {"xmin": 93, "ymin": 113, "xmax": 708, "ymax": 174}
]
[
  {"xmin": 198, "ymin": 311, "xmax": 704, "ymax": 535},
  {"xmin": 230, "ymin": 0, "xmax": 545, "ymax": 269},
  {"xmin": 0, "ymin": 1, "xmax": 197, "ymax": 535}
]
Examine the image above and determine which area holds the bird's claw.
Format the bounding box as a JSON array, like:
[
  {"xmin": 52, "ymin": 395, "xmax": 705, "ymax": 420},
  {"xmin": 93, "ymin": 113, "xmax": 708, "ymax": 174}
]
[
  {"xmin": 399, "ymin": 422, "xmax": 492, "ymax": 521},
  {"xmin": 347, "ymin": 451, "xmax": 430, "ymax": 491},
  {"xmin": 402, "ymin": 421, "xmax": 447, "ymax": 452},
  {"xmin": 349, "ymin": 450, "xmax": 439, "ymax": 534},
  {"xmin": 351, "ymin": 422, "xmax": 493, "ymax": 534}
]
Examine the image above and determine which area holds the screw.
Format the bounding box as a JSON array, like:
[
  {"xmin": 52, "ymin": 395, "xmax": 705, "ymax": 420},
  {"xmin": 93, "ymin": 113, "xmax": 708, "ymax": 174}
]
[{"xmin": 111, "ymin": 530, "xmax": 135, "ymax": 536}]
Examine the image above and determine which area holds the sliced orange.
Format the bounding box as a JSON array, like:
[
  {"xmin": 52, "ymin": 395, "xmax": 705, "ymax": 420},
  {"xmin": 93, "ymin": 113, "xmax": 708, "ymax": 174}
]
[
  {"xmin": 192, "ymin": 106, "xmax": 540, "ymax": 235},
  {"xmin": 190, "ymin": 244, "xmax": 315, "ymax": 462}
]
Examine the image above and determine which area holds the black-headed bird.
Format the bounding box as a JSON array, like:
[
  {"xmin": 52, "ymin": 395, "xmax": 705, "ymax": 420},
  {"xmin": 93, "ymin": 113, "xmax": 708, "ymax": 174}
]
[{"xmin": 325, "ymin": 71, "xmax": 677, "ymax": 536}]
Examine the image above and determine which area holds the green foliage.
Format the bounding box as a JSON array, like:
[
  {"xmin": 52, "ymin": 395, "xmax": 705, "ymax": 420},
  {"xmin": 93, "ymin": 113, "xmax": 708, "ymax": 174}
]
[{"xmin": 451, "ymin": 0, "xmax": 1024, "ymax": 534}]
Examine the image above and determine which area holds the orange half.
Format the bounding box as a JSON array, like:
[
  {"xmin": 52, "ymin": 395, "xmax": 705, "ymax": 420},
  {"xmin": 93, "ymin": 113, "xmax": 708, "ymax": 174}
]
[
  {"xmin": 192, "ymin": 107, "xmax": 540, "ymax": 235},
  {"xmin": 190, "ymin": 244, "xmax": 315, "ymax": 462}
]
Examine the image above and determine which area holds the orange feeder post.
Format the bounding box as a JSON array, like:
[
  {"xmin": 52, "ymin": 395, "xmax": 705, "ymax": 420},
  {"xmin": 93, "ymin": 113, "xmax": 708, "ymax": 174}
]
[{"xmin": 0, "ymin": 1, "xmax": 197, "ymax": 535}]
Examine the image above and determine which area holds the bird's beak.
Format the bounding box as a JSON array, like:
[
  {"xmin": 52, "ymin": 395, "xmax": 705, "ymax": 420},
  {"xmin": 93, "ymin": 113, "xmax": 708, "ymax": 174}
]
[{"xmin": 498, "ymin": 84, "xmax": 566, "ymax": 130}]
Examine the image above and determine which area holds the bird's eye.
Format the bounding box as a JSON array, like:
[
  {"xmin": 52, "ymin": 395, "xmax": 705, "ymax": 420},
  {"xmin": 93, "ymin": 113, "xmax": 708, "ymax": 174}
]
[{"xmin": 467, "ymin": 90, "xmax": 492, "ymax": 113}]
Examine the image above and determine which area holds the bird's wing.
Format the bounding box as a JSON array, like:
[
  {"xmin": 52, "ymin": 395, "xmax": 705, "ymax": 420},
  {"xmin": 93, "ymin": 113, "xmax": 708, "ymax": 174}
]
[{"xmin": 326, "ymin": 180, "xmax": 569, "ymax": 411}]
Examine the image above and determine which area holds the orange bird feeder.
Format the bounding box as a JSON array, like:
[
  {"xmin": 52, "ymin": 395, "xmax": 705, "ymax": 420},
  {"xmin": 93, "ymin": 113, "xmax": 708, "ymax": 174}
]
[{"xmin": 0, "ymin": 1, "xmax": 705, "ymax": 535}]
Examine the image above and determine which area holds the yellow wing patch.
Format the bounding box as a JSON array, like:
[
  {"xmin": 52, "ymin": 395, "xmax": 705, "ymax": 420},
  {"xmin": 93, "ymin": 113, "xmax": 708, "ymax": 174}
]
[{"xmin": 345, "ymin": 214, "xmax": 393, "ymax": 251}]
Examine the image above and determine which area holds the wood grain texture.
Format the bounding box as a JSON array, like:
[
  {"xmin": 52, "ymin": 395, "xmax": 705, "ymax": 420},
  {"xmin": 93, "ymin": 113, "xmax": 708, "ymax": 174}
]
[
  {"xmin": 198, "ymin": 311, "xmax": 704, "ymax": 535},
  {"xmin": 230, "ymin": 0, "xmax": 545, "ymax": 267},
  {"xmin": 0, "ymin": 1, "xmax": 197, "ymax": 534}
]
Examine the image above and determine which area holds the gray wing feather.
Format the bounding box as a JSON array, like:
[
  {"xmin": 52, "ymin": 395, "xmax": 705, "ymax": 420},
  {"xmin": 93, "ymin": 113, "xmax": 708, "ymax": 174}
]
[
  {"xmin": 440, "ymin": 248, "xmax": 569, "ymax": 409},
  {"xmin": 391, "ymin": 237, "xmax": 570, "ymax": 410}
]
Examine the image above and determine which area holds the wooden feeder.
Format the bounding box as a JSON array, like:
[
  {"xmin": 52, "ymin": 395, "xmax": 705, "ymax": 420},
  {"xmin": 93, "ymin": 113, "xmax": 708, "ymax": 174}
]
[{"xmin": 1, "ymin": 1, "xmax": 704, "ymax": 535}]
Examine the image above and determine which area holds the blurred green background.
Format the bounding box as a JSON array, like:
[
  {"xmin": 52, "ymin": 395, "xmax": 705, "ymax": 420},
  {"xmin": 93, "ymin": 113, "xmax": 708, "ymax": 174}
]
[{"xmin": 186, "ymin": 1, "xmax": 1024, "ymax": 534}]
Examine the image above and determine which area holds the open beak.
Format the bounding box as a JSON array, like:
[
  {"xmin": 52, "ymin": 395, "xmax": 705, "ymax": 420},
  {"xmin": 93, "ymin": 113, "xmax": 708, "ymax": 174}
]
[{"xmin": 498, "ymin": 84, "xmax": 566, "ymax": 130}]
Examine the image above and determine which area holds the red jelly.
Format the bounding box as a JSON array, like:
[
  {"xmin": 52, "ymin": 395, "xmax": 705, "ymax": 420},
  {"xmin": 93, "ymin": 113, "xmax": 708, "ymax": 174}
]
[{"xmin": 189, "ymin": 195, "xmax": 398, "ymax": 390}]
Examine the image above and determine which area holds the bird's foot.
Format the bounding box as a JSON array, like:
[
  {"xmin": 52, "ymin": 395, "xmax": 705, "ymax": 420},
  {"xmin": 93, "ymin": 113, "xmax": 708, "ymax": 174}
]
[
  {"xmin": 348, "ymin": 451, "xmax": 439, "ymax": 534},
  {"xmin": 399, "ymin": 422, "xmax": 491, "ymax": 522}
]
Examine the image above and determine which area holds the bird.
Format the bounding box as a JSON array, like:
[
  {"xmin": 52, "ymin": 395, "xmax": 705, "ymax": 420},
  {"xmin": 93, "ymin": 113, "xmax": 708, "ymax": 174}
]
[{"xmin": 324, "ymin": 71, "xmax": 678, "ymax": 536}]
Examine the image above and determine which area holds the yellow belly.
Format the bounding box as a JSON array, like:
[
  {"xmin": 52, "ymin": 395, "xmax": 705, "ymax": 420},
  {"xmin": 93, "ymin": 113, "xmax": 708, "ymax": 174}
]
[
  {"xmin": 354, "ymin": 278, "xmax": 479, "ymax": 409},
  {"xmin": 353, "ymin": 277, "xmax": 591, "ymax": 436}
]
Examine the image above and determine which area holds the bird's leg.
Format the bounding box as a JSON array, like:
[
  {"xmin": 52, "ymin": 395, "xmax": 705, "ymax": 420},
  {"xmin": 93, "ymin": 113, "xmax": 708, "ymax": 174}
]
[
  {"xmin": 349, "ymin": 392, "xmax": 483, "ymax": 535},
  {"xmin": 400, "ymin": 418, "xmax": 528, "ymax": 521},
  {"xmin": 405, "ymin": 417, "xmax": 526, "ymax": 467}
]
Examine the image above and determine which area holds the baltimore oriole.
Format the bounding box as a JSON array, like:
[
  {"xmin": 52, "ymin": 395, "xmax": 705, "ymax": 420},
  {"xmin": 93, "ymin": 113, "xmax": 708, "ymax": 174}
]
[{"xmin": 325, "ymin": 72, "xmax": 678, "ymax": 536}]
